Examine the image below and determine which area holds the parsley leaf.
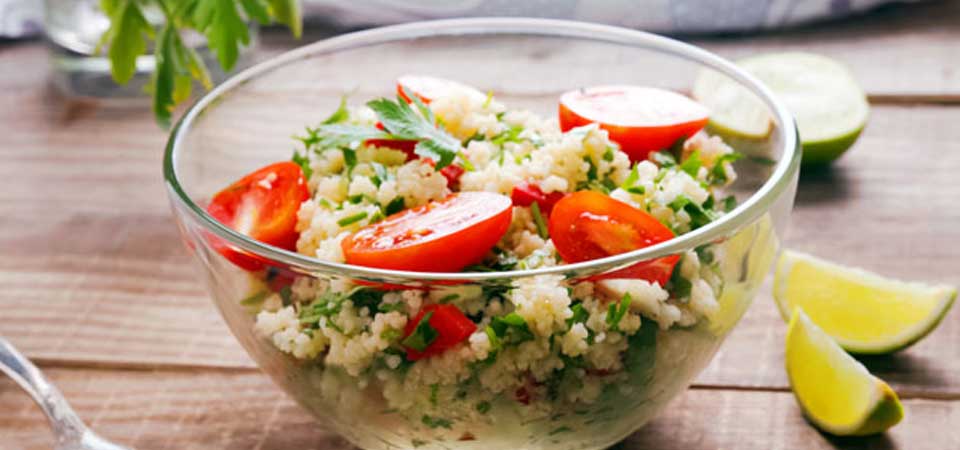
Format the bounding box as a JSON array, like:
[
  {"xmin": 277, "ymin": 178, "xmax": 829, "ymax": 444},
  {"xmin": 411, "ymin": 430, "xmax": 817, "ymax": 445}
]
[
  {"xmin": 337, "ymin": 211, "xmax": 368, "ymax": 227},
  {"xmin": 402, "ymin": 311, "xmax": 438, "ymax": 352},
  {"xmin": 489, "ymin": 312, "xmax": 534, "ymax": 346},
  {"xmin": 566, "ymin": 302, "xmax": 589, "ymax": 329},
  {"xmin": 195, "ymin": 0, "xmax": 250, "ymax": 72},
  {"xmin": 605, "ymin": 294, "xmax": 632, "ymax": 331},
  {"xmin": 421, "ymin": 415, "xmax": 453, "ymax": 429},
  {"xmin": 384, "ymin": 197, "xmax": 406, "ymax": 216},
  {"xmin": 291, "ymin": 149, "xmax": 313, "ymax": 180},
  {"xmin": 530, "ymin": 202, "xmax": 549, "ymax": 239},
  {"xmin": 669, "ymin": 195, "xmax": 720, "ymax": 230},
  {"xmin": 322, "ymin": 96, "xmax": 350, "ymax": 125},
  {"xmin": 679, "ymin": 151, "xmax": 702, "ymax": 177},
  {"xmin": 708, "ymin": 152, "xmax": 744, "ymax": 185},
  {"xmin": 366, "ymin": 96, "xmax": 462, "ymax": 170},
  {"xmin": 621, "ymin": 163, "xmax": 647, "ymax": 195},
  {"xmin": 667, "ymin": 263, "xmax": 693, "ymax": 300}
]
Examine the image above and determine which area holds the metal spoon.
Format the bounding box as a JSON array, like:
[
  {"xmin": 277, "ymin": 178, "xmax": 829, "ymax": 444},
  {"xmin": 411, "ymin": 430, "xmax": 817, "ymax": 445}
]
[{"xmin": 0, "ymin": 337, "xmax": 132, "ymax": 450}]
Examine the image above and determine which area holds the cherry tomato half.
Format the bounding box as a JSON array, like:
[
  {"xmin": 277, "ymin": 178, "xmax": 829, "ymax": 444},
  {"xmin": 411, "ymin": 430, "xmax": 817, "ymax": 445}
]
[
  {"xmin": 341, "ymin": 192, "xmax": 512, "ymax": 272},
  {"xmin": 559, "ymin": 86, "xmax": 709, "ymax": 162},
  {"xmin": 206, "ymin": 162, "xmax": 310, "ymax": 270},
  {"xmin": 548, "ymin": 191, "xmax": 680, "ymax": 286},
  {"xmin": 397, "ymin": 75, "xmax": 486, "ymax": 104},
  {"xmin": 510, "ymin": 181, "xmax": 567, "ymax": 215},
  {"xmin": 403, "ymin": 304, "xmax": 477, "ymax": 360}
]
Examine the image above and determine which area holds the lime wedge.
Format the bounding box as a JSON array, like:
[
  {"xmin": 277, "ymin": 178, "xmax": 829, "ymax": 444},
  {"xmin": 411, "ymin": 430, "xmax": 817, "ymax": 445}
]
[
  {"xmin": 786, "ymin": 308, "xmax": 904, "ymax": 436},
  {"xmin": 693, "ymin": 52, "xmax": 870, "ymax": 165},
  {"xmin": 775, "ymin": 250, "xmax": 956, "ymax": 354}
]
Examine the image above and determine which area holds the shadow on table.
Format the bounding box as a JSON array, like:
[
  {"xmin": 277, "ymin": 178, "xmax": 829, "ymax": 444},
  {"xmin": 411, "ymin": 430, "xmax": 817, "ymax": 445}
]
[
  {"xmin": 822, "ymin": 431, "xmax": 898, "ymax": 450},
  {"xmin": 795, "ymin": 164, "xmax": 853, "ymax": 206}
]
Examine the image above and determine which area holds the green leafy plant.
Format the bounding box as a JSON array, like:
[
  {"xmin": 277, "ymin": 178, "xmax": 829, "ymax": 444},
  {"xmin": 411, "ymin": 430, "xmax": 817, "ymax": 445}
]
[{"xmin": 99, "ymin": 0, "xmax": 302, "ymax": 126}]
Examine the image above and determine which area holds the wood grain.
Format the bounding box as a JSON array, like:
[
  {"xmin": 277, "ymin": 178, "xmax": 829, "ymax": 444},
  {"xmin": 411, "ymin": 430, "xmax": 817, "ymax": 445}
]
[
  {"xmin": 1, "ymin": 368, "xmax": 956, "ymax": 450},
  {"xmin": 2, "ymin": 3, "xmax": 960, "ymax": 448}
]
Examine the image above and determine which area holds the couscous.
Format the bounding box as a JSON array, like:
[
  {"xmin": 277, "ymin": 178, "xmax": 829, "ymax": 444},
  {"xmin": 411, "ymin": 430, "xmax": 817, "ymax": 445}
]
[{"xmin": 207, "ymin": 76, "xmax": 742, "ymax": 443}]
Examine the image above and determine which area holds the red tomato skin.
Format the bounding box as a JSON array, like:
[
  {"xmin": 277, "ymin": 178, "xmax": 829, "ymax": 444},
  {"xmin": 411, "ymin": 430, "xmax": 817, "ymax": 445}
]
[
  {"xmin": 558, "ymin": 88, "xmax": 709, "ymax": 162},
  {"xmin": 510, "ymin": 182, "xmax": 567, "ymax": 214},
  {"xmin": 439, "ymin": 163, "xmax": 464, "ymax": 187},
  {"xmin": 548, "ymin": 191, "xmax": 679, "ymax": 286},
  {"xmin": 341, "ymin": 192, "xmax": 512, "ymax": 272},
  {"xmin": 404, "ymin": 304, "xmax": 477, "ymax": 360},
  {"xmin": 365, "ymin": 122, "xmax": 418, "ymax": 158},
  {"xmin": 206, "ymin": 162, "xmax": 310, "ymax": 271}
]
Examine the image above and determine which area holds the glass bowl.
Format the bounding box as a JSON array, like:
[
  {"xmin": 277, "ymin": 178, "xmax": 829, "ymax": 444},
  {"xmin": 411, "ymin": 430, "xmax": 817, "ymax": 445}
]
[{"xmin": 165, "ymin": 18, "xmax": 799, "ymax": 450}]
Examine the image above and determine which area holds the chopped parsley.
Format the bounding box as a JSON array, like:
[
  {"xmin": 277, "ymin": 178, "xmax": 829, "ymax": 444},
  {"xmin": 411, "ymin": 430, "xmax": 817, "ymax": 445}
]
[
  {"xmin": 291, "ymin": 150, "xmax": 312, "ymax": 180},
  {"xmin": 337, "ymin": 211, "xmax": 368, "ymax": 227},
  {"xmin": 679, "ymin": 151, "xmax": 702, "ymax": 177},
  {"xmin": 322, "ymin": 96, "xmax": 350, "ymax": 125},
  {"xmin": 530, "ymin": 202, "xmax": 549, "ymax": 239},
  {"xmin": 401, "ymin": 311, "xmax": 438, "ymax": 352},
  {"xmin": 650, "ymin": 151, "xmax": 677, "ymax": 167},
  {"xmin": 605, "ymin": 293, "xmax": 632, "ymax": 332},
  {"xmin": 421, "ymin": 415, "xmax": 453, "ymax": 429},
  {"xmin": 383, "ymin": 197, "xmax": 406, "ymax": 216},
  {"xmin": 621, "ymin": 163, "xmax": 647, "ymax": 195},
  {"xmin": 708, "ymin": 152, "xmax": 743, "ymax": 185},
  {"xmin": 429, "ymin": 383, "xmax": 439, "ymax": 406},
  {"xmin": 475, "ymin": 401, "xmax": 491, "ymax": 414},
  {"xmin": 488, "ymin": 312, "xmax": 534, "ymax": 346},
  {"xmin": 667, "ymin": 262, "xmax": 693, "ymax": 300},
  {"xmin": 566, "ymin": 302, "xmax": 589, "ymax": 329},
  {"xmin": 722, "ymin": 195, "xmax": 738, "ymax": 212},
  {"xmin": 370, "ymin": 161, "xmax": 391, "ymax": 187},
  {"xmin": 669, "ymin": 195, "xmax": 720, "ymax": 230}
]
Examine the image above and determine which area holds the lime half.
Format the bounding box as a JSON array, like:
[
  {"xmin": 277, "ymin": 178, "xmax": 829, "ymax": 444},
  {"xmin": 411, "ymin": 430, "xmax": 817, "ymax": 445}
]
[
  {"xmin": 786, "ymin": 308, "xmax": 904, "ymax": 436},
  {"xmin": 775, "ymin": 250, "xmax": 957, "ymax": 354},
  {"xmin": 693, "ymin": 52, "xmax": 870, "ymax": 165}
]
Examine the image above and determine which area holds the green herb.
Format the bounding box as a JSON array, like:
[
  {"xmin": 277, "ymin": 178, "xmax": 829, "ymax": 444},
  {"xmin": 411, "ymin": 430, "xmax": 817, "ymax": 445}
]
[
  {"xmin": 602, "ymin": 146, "xmax": 615, "ymax": 162},
  {"xmin": 695, "ymin": 245, "xmax": 715, "ymax": 265},
  {"xmin": 650, "ymin": 151, "xmax": 677, "ymax": 167},
  {"xmin": 667, "ymin": 263, "xmax": 693, "ymax": 300},
  {"xmin": 668, "ymin": 195, "xmax": 720, "ymax": 230},
  {"xmin": 278, "ymin": 285, "xmax": 293, "ymax": 306},
  {"xmin": 484, "ymin": 326, "xmax": 501, "ymax": 353},
  {"xmin": 605, "ymin": 293, "xmax": 632, "ymax": 331},
  {"xmin": 621, "ymin": 164, "xmax": 647, "ymax": 195},
  {"xmin": 530, "ymin": 202, "xmax": 549, "ymax": 239},
  {"xmin": 722, "ymin": 195, "xmax": 738, "ymax": 212},
  {"xmin": 337, "ymin": 211, "xmax": 368, "ymax": 227},
  {"xmin": 489, "ymin": 312, "xmax": 534, "ymax": 346},
  {"xmin": 349, "ymin": 288, "xmax": 385, "ymax": 311},
  {"xmin": 300, "ymin": 123, "xmax": 389, "ymax": 152},
  {"xmin": 322, "ymin": 95, "xmax": 350, "ymax": 124},
  {"xmin": 299, "ymin": 287, "xmax": 369, "ymax": 326},
  {"xmin": 366, "ymin": 94, "xmax": 462, "ymax": 170},
  {"xmin": 480, "ymin": 282, "xmax": 513, "ymax": 299},
  {"xmin": 429, "ymin": 384, "xmax": 439, "ymax": 406},
  {"xmin": 482, "ymin": 90, "xmax": 494, "ymax": 108},
  {"xmin": 583, "ymin": 155, "xmax": 598, "ymax": 181},
  {"xmin": 679, "ymin": 151, "xmax": 702, "ymax": 177},
  {"xmin": 438, "ymin": 294, "xmax": 459, "ymax": 304},
  {"xmin": 708, "ymin": 152, "xmax": 743, "ymax": 185},
  {"xmin": 402, "ymin": 311, "xmax": 438, "ymax": 352},
  {"xmin": 566, "ymin": 302, "xmax": 589, "ymax": 329},
  {"xmin": 239, "ymin": 290, "xmax": 268, "ymax": 307},
  {"xmin": 378, "ymin": 301, "xmax": 406, "ymax": 313},
  {"xmin": 421, "ymin": 414, "xmax": 452, "ymax": 429},
  {"xmin": 370, "ymin": 161, "xmax": 390, "ymax": 188},
  {"xmin": 380, "ymin": 328, "xmax": 402, "ymax": 342},
  {"xmin": 102, "ymin": 0, "xmax": 300, "ymax": 126},
  {"xmin": 342, "ymin": 148, "xmax": 357, "ymax": 173},
  {"xmin": 475, "ymin": 401, "xmax": 491, "ymax": 414},
  {"xmin": 383, "ymin": 197, "xmax": 406, "ymax": 216},
  {"xmin": 291, "ymin": 150, "xmax": 312, "ymax": 180},
  {"xmin": 491, "ymin": 125, "xmax": 523, "ymax": 146}
]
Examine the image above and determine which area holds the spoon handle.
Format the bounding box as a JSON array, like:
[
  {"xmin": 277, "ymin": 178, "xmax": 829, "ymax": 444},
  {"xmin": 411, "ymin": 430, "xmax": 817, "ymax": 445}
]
[{"xmin": 0, "ymin": 336, "xmax": 87, "ymax": 441}]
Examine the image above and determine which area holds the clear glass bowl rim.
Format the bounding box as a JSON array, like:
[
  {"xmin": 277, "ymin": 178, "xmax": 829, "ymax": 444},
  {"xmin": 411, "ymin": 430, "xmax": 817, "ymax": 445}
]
[{"xmin": 163, "ymin": 17, "xmax": 801, "ymax": 282}]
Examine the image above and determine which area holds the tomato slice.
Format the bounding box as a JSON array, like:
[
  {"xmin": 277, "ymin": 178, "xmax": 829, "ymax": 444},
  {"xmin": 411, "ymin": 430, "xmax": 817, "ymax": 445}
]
[
  {"xmin": 548, "ymin": 191, "xmax": 679, "ymax": 286},
  {"xmin": 366, "ymin": 122, "xmax": 418, "ymax": 157},
  {"xmin": 559, "ymin": 86, "xmax": 709, "ymax": 162},
  {"xmin": 403, "ymin": 304, "xmax": 477, "ymax": 360},
  {"xmin": 510, "ymin": 181, "xmax": 567, "ymax": 215},
  {"xmin": 342, "ymin": 192, "xmax": 512, "ymax": 272},
  {"xmin": 206, "ymin": 162, "xmax": 310, "ymax": 270},
  {"xmin": 397, "ymin": 75, "xmax": 486, "ymax": 104}
]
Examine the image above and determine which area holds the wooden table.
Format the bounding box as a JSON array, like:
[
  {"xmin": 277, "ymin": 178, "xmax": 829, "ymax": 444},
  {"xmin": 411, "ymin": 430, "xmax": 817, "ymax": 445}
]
[{"xmin": 2, "ymin": 2, "xmax": 959, "ymax": 449}]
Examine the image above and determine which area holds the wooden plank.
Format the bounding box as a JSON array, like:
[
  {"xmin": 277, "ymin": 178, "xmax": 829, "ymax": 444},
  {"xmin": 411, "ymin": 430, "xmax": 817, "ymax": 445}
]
[
  {"xmin": 256, "ymin": 1, "xmax": 960, "ymax": 101},
  {"xmin": 697, "ymin": 104, "xmax": 960, "ymax": 396},
  {"xmin": 1, "ymin": 368, "xmax": 957, "ymax": 450}
]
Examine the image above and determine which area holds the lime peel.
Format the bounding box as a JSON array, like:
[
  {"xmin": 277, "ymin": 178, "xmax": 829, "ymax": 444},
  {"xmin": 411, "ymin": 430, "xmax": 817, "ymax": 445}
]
[
  {"xmin": 786, "ymin": 308, "xmax": 904, "ymax": 436},
  {"xmin": 774, "ymin": 250, "xmax": 956, "ymax": 354}
]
